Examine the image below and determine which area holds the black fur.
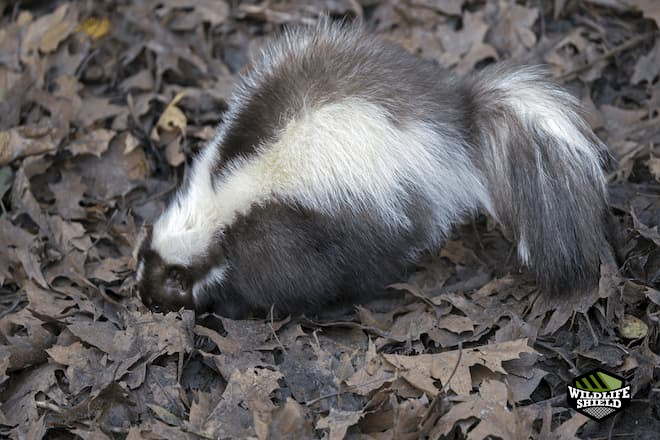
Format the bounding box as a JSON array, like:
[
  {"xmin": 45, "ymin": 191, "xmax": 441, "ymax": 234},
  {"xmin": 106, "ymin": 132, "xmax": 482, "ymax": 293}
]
[{"xmin": 208, "ymin": 194, "xmax": 436, "ymax": 318}]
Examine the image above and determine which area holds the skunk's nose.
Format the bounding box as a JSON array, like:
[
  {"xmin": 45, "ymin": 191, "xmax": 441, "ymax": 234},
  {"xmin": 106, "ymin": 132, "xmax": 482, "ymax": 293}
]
[{"xmin": 154, "ymin": 283, "xmax": 195, "ymax": 312}]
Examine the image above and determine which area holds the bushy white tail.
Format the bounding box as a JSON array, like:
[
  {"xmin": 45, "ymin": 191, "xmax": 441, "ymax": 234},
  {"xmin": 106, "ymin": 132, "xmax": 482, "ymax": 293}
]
[{"xmin": 468, "ymin": 65, "xmax": 609, "ymax": 292}]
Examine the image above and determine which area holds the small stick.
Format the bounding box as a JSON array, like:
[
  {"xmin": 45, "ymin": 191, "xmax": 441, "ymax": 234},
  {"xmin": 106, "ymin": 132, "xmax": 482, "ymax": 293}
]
[{"xmin": 558, "ymin": 31, "xmax": 658, "ymax": 82}]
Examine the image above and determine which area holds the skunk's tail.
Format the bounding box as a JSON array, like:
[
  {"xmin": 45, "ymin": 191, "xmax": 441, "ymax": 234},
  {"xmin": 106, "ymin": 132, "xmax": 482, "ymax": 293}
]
[{"xmin": 467, "ymin": 65, "xmax": 609, "ymax": 293}]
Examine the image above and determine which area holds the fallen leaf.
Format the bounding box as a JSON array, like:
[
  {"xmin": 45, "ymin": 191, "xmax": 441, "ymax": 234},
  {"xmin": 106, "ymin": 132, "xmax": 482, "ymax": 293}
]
[
  {"xmin": 151, "ymin": 91, "xmax": 187, "ymax": 142},
  {"xmin": 49, "ymin": 172, "xmax": 88, "ymax": 220},
  {"xmin": 632, "ymin": 37, "xmax": 660, "ymax": 84},
  {"xmin": 258, "ymin": 398, "xmax": 313, "ymax": 440},
  {"xmin": 20, "ymin": 3, "xmax": 78, "ymax": 62},
  {"xmin": 77, "ymin": 17, "xmax": 111, "ymax": 40},
  {"xmin": 316, "ymin": 408, "xmax": 364, "ymax": 440},
  {"xmin": 429, "ymin": 380, "xmax": 522, "ymax": 439},
  {"xmin": 349, "ymin": 339, "xmax": 537, "ymax": 396},
  {"xmin": 619, "ymin": 314, "xmax": 649, "ymax": 339},
  {"xmin": 625, "ymin": 0, "xmax": 660, "ymax": 27},
  {"xmin": 487, "ymin": 0, "xmax": 539, "ymax": 56},
  {"xmin": 201, "ymin": 367, "xmax": 283, "ymax": 439},
  {"xmin": 65, "ymin": 129, "xmax": 115, "ymax": 157},
  {"xmin": 0, "ymin": 125, "xmax": 57, "ymax": 166}
]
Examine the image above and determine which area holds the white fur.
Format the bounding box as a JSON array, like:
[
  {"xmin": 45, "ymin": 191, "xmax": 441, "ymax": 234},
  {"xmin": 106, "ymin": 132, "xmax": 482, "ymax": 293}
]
[
  {"xmin": 485, "ymin": 69, "xmax": 607, "ymax": 261},
  {"xmin": 491, "ymin": 70, "xmax": 605, "ymax": 182},
  {"xmin": 192, "ymin": 265, "xmax": 228, "ymax": 303},
  {"xmin": 152, "ymin": 98, "xmax": 493, "ymax": 266},
  {"xmin": 136, "ymin": 260, "xmax": 145, "ymax": 283}
]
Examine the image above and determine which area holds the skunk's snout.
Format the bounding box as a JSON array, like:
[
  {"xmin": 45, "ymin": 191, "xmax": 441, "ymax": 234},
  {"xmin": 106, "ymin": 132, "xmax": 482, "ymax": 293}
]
[{"xmin": 137, "ymin": 254, "xmax": 196, "ymax": 313}]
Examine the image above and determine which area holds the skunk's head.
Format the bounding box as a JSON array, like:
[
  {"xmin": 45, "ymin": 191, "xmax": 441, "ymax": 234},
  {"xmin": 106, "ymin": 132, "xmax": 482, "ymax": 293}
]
[
  {"xmin": 136, "ymin": 228, "xmax": 195, "ymax": 313},
  {"xmin": 136, "ymin": 250, "xmax": 194, "ymax": 313},
  {"xmin": 135, "ymin": 220, "xmax": 229, "ymax": 314}
]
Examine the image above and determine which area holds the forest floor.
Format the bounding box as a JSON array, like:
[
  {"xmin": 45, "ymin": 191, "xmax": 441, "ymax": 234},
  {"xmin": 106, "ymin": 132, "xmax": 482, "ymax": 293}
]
[{"xmin": 0, "ymin": 1, "xmax": 658, "ymax": 439}]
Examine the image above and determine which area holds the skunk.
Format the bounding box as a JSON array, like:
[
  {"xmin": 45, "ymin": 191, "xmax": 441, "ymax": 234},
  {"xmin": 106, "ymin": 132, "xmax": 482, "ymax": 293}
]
[{"xmin": 136, "ymin": 20, "xmax": 609, "ymax": 319}]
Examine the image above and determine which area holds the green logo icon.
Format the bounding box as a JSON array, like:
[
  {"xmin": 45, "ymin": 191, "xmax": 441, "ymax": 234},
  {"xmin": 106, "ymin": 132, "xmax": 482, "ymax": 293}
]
[{"xmin": 567, "ymin": 368, "xmax": 631, "ymax": 421}]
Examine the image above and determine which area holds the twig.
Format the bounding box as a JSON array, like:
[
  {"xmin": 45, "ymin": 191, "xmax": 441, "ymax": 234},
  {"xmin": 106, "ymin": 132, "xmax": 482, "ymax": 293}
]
[
  {"xmin": 608, "ymin": 412, "xmax": 621, "ymax": 440},
  {"xmin": 36, "ymin": 401, "xmax": 63, "ymax": 413},
  {"xmin": 304, "ymin": 376, "xmax": 394, "ymax": 406},
  {"xmin": 268, "ymin": 304, "xmax": 287, "ymax": 354},
  {"xmin": 181, "ymin": 424, "xmax": 215, "ymax": 440},
  {"xmin": 0, "ymin": 295, "xmax": 23, "ymax": 319},
  {"xmin": 418, "ymin": 343, "xmax": 464, "ymax": 434},
  {"xmin": 535, "ymin": 340, "xmax": 577, "ymax": 372},
  {"xmin": 582, "ymin": 312, "xmax": 600, "ymax": 347},
  {"xmin": 441, "ymin": 343, "xmax": 463, "ymax": 395},
  {"xmin": 558, "ymin": 31, "xmax": 658, "ymax": 82}
]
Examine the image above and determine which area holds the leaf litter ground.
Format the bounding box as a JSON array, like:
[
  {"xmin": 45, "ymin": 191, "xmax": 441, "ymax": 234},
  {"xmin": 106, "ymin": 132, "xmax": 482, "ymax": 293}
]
[{"xmin": 0, "ymin": 1, "xmax": 659, "ymax": 439}]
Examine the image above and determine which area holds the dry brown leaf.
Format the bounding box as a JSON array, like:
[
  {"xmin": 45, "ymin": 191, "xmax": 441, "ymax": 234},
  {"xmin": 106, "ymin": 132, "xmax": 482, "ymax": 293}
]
[
  {"xmin": 259, "ymin": 398, "xmax": 313, "ymax": 440},
  {"xmin": 49, "ymin": 172, "xmax": 88, "ymax": 220},
  {"xmin": 77, "ymin": 17, "xmax": 111, "ymax": 40},
  {"xmin": 88, "ymin": 257, "xmax": 132, "ymax": 283},
  {"xmin": 440, "ymin": 239, "xmax": 480, "ymax": 265},
  {"xmin": 600, "ymin": 104, "xmax": 647, "ymax": 142},
  {"xmin": 0, "ymin": 360, "xmax": 58, "ymax": 428},
  {"xmin": 187, "ymin": 391, "xmax": 215, "ymax": 434},
  {"xmin": 544, "ymin": 29, "xmax": 607, "ymax": 81},
  {"xmin": 436, "ymin": 11, "xmax": 491, "ymax": 67},
  {"xmin": 20, "ymin": 3, "xmax": 78, "ymax": 62},
  {"xmin": 194, "ymin": 324, "xmax": 241, "ymax": 355},
  {"xmin": 151, "ymin": 91, "xmax": 187, "ymax": 142},
  {"xmin": 25, "ymin": 281, "xmax": 76, "ymax": 318},
  {"xmin": 625, "ymin": 0, "xmax": 660, "ymax": 27},
  {"xmin": 543, "ymin": 412, "xmax": 589, "ymax": 439},
  {"xmin": 487, "ymin": 0, "xmax": 539, "ymax": 56},
  {"xmin": 0, "ymin": 124, "xmax": 57, "ymax": 166},
  {"xmin": 631, "ymin": 210, "xmax": 660, "ymax": 246},
  {"xmin": 66, "ymin": 129, "xmax": 115, "ymax": 157},
  {"xmin": 164, "ymin": 136, "xmax": 185, "ymax": 167},
  {"xmin": 75, "ymin": 95, "xmax": 126, "ymax": 128},
  {"xmin": 201, "ymin": 367, "xmax": 283, "ymax": 439},
  {"xmin": 75, "ymin": 134, "xmax": 149, "ymax": 200},
  {"xmin": 363, "ymin": 339, "xmax": 537, "ymax": 396},
  {"xmin": 47, "ymin": 341, "xmax": 112, "ymax": 395},
  {"xmin": 316, "ymin": 408, "xmax": 364, "ymax": 440},
  {"xmin": 50, "ymin": 217, "xmax": 91, "ymax": 253},
  {"xmin": 409, "ymin": 0, "xmax": 463, "ymax": 16},
  {"xmin": 619, "ymin": 314, "xmax": 649, "ymax": 339},
  {"xmin": 159, "ymin": 0, "xmax": 230, "ymax": 26},
  {"xmin": 438, "ymin": 314, "xmax": 475, "ymax": 334},
  {"xmin": 429, "ymin": 380, "xmax": 520, "ymax": 439},
  {"xmin": 632, "ymin": 37, "xmax": 660, "ymax": 84}
]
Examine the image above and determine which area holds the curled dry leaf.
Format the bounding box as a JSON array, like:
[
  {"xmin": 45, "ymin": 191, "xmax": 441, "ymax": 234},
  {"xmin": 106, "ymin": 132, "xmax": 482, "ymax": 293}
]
[{"xmin": 151, "ymin": 91, "xmax": 187, "ymax": 142}]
